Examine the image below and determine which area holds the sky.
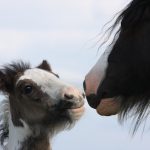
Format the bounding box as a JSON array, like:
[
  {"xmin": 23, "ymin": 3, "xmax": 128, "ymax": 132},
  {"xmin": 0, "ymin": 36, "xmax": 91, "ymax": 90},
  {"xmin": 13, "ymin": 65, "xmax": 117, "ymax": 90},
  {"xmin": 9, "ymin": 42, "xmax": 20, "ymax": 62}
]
[{"xmin": 0, "ymin": 0, "xmax": 150, "ymax": 150}]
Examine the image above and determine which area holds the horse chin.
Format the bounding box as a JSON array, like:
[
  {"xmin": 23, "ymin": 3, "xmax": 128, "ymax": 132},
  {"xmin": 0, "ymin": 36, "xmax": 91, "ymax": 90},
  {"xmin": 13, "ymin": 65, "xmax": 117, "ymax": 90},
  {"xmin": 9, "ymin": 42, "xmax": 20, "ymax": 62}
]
[{"xmin": 96, "ymin": 98, "xmax": 121, "ymax": 116}]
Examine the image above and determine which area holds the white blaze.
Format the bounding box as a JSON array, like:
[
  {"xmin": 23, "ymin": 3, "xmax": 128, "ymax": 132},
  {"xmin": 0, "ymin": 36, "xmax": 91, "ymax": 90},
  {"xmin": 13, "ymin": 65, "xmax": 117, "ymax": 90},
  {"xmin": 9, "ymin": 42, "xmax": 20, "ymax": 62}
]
[
  {"xmin": 17, "ymin": 68, "xmax": 80, "ymax": 104},
  {"xmin": 85, "ymin": 53, "xmax": 108, "ymax": 95}
]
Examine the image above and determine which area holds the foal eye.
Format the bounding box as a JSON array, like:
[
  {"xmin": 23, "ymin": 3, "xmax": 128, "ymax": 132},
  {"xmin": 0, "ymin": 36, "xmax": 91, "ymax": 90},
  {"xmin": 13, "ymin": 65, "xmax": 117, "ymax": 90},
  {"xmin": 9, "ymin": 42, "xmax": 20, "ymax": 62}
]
[{"xmin": 24, "ymin": 85, "xmax": 33, "ymax": 94}]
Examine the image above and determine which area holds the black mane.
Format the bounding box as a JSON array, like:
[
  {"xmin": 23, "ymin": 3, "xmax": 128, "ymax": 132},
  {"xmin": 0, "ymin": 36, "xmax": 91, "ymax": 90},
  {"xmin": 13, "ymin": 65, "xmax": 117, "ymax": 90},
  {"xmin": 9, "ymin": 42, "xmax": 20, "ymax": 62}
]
[
  {"xmin": 2, "ymin": 61, "xmax": 30, "ymax": 76},
  {"xmin": 0, "ymin": 61, "xmax": 30, "ymax": 93}
]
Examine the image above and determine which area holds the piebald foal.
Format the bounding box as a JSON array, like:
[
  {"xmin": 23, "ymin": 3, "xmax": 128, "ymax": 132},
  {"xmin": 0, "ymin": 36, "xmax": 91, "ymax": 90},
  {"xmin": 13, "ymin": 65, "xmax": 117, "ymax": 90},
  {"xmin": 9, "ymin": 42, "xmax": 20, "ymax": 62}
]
[{"xmin": 0, "ymin": 60, "xmax": 84, "ymax": 150}]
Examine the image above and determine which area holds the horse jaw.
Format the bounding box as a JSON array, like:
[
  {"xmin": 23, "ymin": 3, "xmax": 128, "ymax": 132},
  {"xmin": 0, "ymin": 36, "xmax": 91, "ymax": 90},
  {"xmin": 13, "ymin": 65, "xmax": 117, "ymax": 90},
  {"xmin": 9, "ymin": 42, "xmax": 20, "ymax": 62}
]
[{"xmin": 96, "ymin": 98, "xmax": 121, "ymax": 116}]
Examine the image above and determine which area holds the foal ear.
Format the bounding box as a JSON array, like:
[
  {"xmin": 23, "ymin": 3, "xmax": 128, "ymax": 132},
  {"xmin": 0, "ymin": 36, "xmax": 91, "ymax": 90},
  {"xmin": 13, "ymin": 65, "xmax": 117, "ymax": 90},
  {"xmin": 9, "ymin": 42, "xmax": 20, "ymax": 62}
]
[
  {"xmin": 0, "ymin": 71, "xmax": 7, "ymax": 92},
  {"xmin": 37, "ymin": 60, "xmax": 52, "ymax": 72}
]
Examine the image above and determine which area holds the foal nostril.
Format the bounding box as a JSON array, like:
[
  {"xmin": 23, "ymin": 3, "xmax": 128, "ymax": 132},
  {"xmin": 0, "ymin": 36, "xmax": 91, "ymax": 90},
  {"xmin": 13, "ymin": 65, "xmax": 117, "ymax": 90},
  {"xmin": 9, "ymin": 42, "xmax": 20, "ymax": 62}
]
[
  {"xmin": 82, "ymin": 93, "xmax": 85, "ymax": 98},
  {"xmin": 64, "ymin": 93, "xmax": 74, "ymax": 100}
]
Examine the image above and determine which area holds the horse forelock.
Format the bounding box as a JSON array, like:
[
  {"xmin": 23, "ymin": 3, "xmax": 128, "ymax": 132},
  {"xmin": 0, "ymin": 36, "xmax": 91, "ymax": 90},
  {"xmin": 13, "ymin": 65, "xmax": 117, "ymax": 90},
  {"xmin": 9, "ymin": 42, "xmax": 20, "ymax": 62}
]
[
  {"xmin": 102, "ymin": 0, "xmax": 150, "ymax": 48},
  {"xmin": 119, "ymin": 0, "xmax": 150, "ymax": 28}
]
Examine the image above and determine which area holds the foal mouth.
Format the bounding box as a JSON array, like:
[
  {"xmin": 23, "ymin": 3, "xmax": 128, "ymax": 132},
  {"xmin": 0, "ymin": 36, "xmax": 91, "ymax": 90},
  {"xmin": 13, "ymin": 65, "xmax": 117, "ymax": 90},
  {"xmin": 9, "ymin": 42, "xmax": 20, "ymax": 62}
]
[{"xmin": 55, "ymin": 99, "xmax": 84, "ymax": 110}]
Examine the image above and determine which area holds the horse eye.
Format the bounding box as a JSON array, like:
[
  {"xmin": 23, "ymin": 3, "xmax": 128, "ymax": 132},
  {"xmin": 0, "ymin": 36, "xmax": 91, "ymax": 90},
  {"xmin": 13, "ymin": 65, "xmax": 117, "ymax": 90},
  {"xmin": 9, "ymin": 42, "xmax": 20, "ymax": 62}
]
[{"xmin": 24, "ymin": 85, "xmax": 33, "ymax": 94}]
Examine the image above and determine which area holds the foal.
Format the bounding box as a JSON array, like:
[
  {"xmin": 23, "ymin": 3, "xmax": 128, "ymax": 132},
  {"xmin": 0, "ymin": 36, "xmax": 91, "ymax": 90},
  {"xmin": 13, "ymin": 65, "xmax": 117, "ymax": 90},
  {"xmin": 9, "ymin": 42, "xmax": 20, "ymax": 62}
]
[{"xmin": 0, "ymin": 60, "xmax": 84, "ymax": 150}]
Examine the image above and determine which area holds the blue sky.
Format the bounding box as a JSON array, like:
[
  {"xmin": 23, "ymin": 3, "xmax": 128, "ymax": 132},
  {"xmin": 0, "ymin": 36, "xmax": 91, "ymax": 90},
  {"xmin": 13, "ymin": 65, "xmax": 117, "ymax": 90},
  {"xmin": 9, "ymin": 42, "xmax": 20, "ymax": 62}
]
[{"xmin": 0, "ymin": 0, "xmax": 150, "ymax": 150}]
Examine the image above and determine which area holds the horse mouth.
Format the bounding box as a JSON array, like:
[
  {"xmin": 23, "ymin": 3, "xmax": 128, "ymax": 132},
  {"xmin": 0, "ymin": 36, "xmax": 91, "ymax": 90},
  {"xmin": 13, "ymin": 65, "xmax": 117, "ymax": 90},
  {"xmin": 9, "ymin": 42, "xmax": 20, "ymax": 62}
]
[
  {"xmin": 94, "ymin": 82, "xmax": 122, "ymax": 116},
  {"xmin": 84, "ymin": 81, "xmax": 120, "ymax": 116},
  {"xmin": 86, "ymin": 94, "xmax": 120, "ymax": 116}
]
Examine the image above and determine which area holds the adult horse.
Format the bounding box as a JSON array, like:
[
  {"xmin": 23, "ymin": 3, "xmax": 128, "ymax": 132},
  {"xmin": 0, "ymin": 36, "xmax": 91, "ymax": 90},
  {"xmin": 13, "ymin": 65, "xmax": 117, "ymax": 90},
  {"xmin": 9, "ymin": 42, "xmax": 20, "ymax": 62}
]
[{"xmin": 84, "ymin": 0, "xmax": 150, "ymax": 131}]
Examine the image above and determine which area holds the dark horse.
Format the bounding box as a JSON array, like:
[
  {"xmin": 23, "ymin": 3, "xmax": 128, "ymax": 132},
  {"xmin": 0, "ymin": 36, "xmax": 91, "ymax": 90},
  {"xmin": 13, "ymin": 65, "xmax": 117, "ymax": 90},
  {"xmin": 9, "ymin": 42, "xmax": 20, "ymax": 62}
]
[{"xmin": 84, "ymin": 0, "xmax": 150, "ymax": 131}]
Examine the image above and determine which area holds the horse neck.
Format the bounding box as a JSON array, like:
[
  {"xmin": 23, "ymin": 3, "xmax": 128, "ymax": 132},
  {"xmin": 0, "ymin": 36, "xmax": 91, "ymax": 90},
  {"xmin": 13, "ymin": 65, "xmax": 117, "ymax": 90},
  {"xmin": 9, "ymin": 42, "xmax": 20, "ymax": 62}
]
[{"xmin": 7, "ymin": 115, "xmax": 51, "ymax": 150}]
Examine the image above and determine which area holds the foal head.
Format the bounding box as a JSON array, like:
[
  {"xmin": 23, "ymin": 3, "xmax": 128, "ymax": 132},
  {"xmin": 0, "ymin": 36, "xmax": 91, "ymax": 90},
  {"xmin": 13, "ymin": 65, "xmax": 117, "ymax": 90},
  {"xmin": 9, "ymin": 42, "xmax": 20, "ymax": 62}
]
[
  {"xmin": 84, "ymin": 0, "xmax": 150, "ymax": 130},
  {"xmin": 0, "ymin": 60, "xmax": 84, "ymax": 146}
]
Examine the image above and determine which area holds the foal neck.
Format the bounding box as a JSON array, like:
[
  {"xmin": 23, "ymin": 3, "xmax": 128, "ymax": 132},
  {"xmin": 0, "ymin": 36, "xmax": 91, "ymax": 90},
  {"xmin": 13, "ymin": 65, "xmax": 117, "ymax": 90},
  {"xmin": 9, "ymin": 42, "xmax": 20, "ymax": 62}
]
[{"xmin": 8, "ymin": 116, "xmax": 51, "ymax": 150}]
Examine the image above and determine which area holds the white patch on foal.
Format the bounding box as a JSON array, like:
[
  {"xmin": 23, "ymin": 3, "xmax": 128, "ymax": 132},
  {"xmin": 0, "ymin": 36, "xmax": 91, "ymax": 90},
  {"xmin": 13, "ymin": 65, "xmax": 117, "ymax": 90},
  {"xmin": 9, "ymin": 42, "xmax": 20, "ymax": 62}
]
[{"xmin": 8, "ymin": 116, "xmax": 31, "ymax": 150}]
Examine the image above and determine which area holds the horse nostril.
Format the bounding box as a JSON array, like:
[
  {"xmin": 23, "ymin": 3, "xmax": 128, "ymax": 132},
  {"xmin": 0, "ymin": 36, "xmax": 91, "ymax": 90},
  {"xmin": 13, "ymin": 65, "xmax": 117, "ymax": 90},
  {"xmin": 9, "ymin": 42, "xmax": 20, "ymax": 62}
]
[
  {"xmin": 64, "ymin": 93, "xmax": 74, "ymax": 100},
  {"xmin": 83, "ymin": 81, "xmax": 86, "ymax": 91}
]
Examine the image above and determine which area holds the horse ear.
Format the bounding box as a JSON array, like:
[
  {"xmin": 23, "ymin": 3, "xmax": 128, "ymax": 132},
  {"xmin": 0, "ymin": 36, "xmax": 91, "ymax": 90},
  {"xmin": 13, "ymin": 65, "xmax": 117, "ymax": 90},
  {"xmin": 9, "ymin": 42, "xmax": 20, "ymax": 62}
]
[{"xmin": 37, "ymin": 60, "xmax": 52, "ymax": 72}]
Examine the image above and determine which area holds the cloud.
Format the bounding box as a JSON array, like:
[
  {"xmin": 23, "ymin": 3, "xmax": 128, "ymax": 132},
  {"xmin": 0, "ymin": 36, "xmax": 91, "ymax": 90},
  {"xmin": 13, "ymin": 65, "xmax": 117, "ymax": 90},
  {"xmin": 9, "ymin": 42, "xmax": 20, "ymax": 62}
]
[
  {"xmin": 92, "ymin": 0, "xmax": 131, "ymax": 16},
  {"xmin": 0, "ymin": 0, "xmax": 94, "ymax": 30},
  {"xmin": 0, "ymin": 0, "xmax": 131, "ymax": 31},
  {"xmin": 0, "ymin": 29, "xmax": 26, "ymax": 49},
  {"xmin": 0, "ymin": 27, "xmax": 97, "ymax": 86}
]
